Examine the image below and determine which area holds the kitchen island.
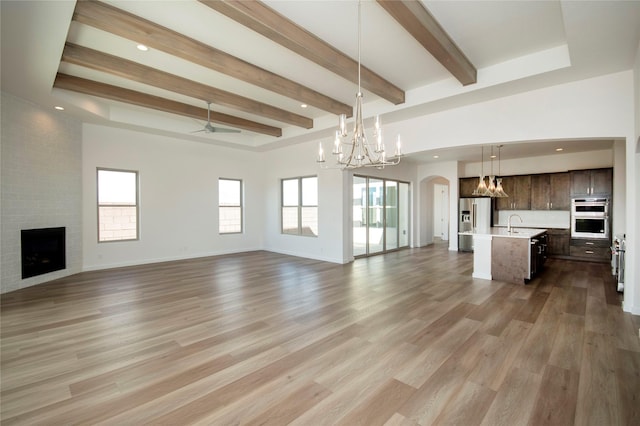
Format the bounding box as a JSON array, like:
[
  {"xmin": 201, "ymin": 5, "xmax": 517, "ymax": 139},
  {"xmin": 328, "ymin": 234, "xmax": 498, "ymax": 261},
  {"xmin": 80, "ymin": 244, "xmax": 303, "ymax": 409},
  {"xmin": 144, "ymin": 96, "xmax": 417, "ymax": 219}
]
[{"xmin": 459, "ymin": 227, "xmax": 548, "ymax": 284}]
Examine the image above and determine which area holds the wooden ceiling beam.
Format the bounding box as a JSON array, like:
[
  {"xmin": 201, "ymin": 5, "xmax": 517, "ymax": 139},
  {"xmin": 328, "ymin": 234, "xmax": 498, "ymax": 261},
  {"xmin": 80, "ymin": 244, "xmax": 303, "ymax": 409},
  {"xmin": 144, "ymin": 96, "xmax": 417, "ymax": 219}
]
[
  {"xmin": 72, "ymin": 0, "xmax": 352, "ymax": 117},
  {"xmin": 53, "ymin": 74, "xmax": 283, "ymax": 137},
  {"xmin": 377, "ymin": 0, "xmax": 477, "ymax": 86},
  {"xmin": 61, "ymin": 43, "xmax": 313, "ymax": 129},
  {"xmin": 199, "ymin": 0, "xmax": 405, "ymax": 105}
]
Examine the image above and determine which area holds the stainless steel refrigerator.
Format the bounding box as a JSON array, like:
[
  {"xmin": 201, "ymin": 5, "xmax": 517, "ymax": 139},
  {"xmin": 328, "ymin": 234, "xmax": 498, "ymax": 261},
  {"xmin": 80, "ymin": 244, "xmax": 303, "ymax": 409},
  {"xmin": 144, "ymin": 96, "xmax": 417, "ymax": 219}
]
[{"xmin": 458, "ymin": 197, "xmax": 492, "ymax": 252}]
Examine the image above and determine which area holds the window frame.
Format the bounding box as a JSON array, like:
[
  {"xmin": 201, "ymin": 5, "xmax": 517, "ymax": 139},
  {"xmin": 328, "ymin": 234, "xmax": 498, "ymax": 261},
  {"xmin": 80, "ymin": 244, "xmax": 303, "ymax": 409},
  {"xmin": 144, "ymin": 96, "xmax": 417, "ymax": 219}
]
[
  {"xmin": 281, "ymin": 175, "xmax": 318, "ymax": 237},
  {"xmin": 96, "ymin": 167, "xmax": 139, "ymax": 243},
  {"xmin": 218, "ymin": 177, "xmax": 244, "ymax": 234}
]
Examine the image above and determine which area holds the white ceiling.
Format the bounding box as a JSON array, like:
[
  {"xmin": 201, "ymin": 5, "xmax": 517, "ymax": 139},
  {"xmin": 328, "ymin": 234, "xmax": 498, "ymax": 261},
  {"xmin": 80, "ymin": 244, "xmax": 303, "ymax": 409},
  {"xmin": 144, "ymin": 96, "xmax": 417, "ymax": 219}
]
[{"xmin": 1, "ymin": 0, "xmax": 639, "ymax": 164}]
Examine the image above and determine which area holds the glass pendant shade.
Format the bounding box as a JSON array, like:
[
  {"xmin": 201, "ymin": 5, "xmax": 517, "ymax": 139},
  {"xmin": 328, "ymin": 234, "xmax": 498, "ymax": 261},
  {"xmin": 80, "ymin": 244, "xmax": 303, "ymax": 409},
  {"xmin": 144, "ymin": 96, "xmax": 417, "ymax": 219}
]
[
  {"xmin": 494, "ymin": 178, "xmax": 508, "ymax": 197},
  {"xmin": 487, "ymin": 175, "xmax": 496, "ymax": 194}
]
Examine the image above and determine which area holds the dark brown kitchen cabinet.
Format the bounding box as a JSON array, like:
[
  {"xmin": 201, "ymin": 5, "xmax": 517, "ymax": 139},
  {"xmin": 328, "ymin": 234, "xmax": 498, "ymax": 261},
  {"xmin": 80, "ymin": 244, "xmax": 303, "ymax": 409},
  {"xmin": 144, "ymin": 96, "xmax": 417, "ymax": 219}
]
[
  {"xmin": 547, "ymin": 228, "xmax": 570, "ymax": 256},
  {"xmin": 570, "ymin": 238, "xmax": 611, "ymax": 262},
  {"xmin": 570, "ymin": 168, "xmax": 612, "ymax": 198},
  {"xmin": 531, "ymin": 172, "xmax": 570, "ymax": 210},
  {"xmin": 459, "ymin": 177, "xmax": 479, "ymax": 198},
  {"xmin": 495, "ymin": 175, "xmax": 531, "ymax": 210}
]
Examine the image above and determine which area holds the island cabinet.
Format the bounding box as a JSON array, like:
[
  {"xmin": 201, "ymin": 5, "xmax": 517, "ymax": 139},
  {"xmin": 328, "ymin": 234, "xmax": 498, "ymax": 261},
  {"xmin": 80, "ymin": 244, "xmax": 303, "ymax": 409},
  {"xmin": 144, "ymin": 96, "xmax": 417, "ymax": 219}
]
[
  {"xmin": 459, "ymin": 177, "xmax": 479, "ymax": 198},
  {"xmin": 547, "ymin": 228, "xmax": 570, "ymax": 256},
  {"xmin": 570, "ymin": 168, "xmax": 612, "ymax": 198},
  {"xmin": 492, "ymin": 237, "xmax": 529, "ymax": 284},
  {"xmin": 491, "ymin": 230, "xmax": 547, "ymax": 284},
  {"xmin": 530, "ymin": 173, "xmax": 570, "ymax": 210},
  {"xmin": 495, "ymin": 175, "xmax": 531, "ymax": 210}
]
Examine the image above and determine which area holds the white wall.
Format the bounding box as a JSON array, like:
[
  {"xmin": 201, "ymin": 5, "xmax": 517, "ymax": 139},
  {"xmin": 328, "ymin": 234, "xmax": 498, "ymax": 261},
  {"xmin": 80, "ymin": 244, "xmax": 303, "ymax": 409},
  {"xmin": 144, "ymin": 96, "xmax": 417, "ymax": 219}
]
[
  {"xmin": 625, "ymin": 41, "xmax": 640, "ymax": 314},
  {"xmin": 82, "ymin": 125, "xmax": 265, "ymax": 270},
  {"xmin": 460, "ymin": 149, "xmax": 614, "ymax": 178},
  {"xmin": 382, "ymin": 71, "xmax": 635, "ymax": 155},
  {"xmin": 261, "ymin": 140, "xmax": 348, "ymax": 263},
  {"xmin": 1, "ymin": 92, "xmax": 82, "ymax": 293}
]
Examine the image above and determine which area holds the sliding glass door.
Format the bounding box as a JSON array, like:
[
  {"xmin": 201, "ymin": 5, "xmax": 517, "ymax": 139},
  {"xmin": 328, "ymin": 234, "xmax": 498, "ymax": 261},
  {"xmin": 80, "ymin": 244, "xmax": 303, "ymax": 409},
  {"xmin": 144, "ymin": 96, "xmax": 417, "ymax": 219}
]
[
  {"xmin": 353, "ymin": 175, "xmax": 409, "ymax": 257},
  {"xmin": 353, "ymin": 176, "xmax": 367, "ymax": 257}
]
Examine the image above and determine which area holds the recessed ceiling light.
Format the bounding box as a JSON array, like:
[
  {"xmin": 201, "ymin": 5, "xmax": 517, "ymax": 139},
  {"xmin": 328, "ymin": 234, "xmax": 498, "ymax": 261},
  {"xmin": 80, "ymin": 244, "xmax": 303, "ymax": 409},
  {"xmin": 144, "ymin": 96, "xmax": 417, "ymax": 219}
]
[
  {"xmin": 136, "ymin": 44, "xmax": 149, "ymax": 51},
  {"xmin": 490, "ymin": 155, "xmax": 497, "ymax": 159},
  {"xmin": 433, "ymin": 155, "xmax": 439, "ymax": 159},
  {"xmin": 54, "ymin": 106, "xmax": 64, "ymax": 111},
  {"xmin": 300, "ymin": 104, "xmax": 308, "ymax": 108},
  {"xmin": 556, "ymin": 148, "xmax": 564, "ymax": 152}
]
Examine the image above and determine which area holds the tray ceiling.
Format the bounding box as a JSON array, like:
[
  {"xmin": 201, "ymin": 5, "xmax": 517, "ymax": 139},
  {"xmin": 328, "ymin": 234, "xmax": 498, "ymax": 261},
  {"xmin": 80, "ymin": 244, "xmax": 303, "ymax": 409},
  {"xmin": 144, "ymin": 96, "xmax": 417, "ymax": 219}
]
[{"xmin": 2, "ymin": 0, "xmax": 639, "ymax": 160}]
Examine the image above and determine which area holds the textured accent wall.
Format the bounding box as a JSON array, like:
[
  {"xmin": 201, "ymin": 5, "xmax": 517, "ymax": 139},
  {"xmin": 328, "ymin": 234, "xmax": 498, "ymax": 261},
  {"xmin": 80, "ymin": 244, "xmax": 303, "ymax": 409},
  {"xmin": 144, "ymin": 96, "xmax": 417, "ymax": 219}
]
[{"xmin": 1, "ymin": 92, "xmax": 82, "ymax": 293}]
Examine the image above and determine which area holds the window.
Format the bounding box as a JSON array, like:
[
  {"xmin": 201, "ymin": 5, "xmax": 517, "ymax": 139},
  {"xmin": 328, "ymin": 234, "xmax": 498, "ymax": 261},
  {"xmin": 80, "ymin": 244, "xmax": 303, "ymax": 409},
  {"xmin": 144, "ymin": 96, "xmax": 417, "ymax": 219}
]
[
  {"xmin": 219, "ymin": 178, "xmax": 243, "ymax": 234},
  {"xmin": 97, "ymin": 168, "xmax": 138, "ymax": 242},
  {"xmin": 282, "ymin": 176, "xmax": 317, "ymax": 236}
]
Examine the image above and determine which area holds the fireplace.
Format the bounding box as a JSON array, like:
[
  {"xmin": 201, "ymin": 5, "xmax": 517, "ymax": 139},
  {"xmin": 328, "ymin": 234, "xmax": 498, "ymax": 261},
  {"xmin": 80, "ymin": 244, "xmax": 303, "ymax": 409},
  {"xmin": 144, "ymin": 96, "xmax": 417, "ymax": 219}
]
[{"xmin": 21, "ymin": 227, "xmax": 66, "ymax": 279}]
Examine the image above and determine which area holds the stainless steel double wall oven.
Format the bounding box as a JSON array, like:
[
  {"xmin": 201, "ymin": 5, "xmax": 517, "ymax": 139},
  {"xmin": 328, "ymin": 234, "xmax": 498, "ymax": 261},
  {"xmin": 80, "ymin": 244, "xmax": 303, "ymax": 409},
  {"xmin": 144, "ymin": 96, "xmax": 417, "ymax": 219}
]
[{"xmin": 571, "ymin": 198, "xmax": 609, "ymax": 239}]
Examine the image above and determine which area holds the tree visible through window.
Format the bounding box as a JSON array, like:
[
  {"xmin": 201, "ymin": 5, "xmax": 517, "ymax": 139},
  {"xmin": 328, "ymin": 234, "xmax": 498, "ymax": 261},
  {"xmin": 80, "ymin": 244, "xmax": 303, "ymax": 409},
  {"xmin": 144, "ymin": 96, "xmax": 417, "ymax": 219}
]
[
  {"xmin": 282, "ymin": 176, "xmax": 317, "ymax": 236},
  {"xmin": 97, "ymin": 168, "xmax": 138, "ymax": 242},
  {"xmin": 219, "ymin": 178, "xmax": 243, "ymax": 234}
]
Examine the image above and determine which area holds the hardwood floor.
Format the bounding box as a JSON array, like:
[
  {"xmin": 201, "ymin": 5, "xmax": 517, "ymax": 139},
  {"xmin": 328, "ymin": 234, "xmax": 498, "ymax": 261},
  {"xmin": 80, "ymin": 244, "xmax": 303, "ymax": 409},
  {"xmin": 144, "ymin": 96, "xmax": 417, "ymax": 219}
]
[{"xmin": 1, "ymin": 244, "xmax": 639, "ymax": 425}]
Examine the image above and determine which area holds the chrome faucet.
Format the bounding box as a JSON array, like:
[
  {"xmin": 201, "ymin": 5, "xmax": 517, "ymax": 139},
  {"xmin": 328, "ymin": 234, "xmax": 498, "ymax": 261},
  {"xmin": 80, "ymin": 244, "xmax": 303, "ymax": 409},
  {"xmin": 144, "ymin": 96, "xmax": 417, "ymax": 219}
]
[{"xmin": 508, "ymin": 214, "xmax": 523, "ymax": 233}]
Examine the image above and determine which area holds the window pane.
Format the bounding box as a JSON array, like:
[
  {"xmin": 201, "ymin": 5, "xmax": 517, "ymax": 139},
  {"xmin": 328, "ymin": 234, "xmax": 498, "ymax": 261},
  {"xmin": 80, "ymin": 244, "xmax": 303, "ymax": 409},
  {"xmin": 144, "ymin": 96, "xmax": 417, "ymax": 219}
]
[
  {"xmin": 385, "ymin": 181, "xmax": 398, "ymax": 250},
  {"xmin": 368, "ymin": 178, "xmax": 384, "ymax": 254},
  {"xmin": 301, "ymin": 207, "xmax": 318, "ymax": 236},
  {"xmin": 282, "ymin": 206, "xmax": 298, "ymax": 234},
  {"xmin": 301, "ymin": 176, "xmax": 318, "ymax": 206},
  {"xmin": 353, "ymin": 176, "xmax": 367, "ymax": 257},
  {"xmin": 98, "ymin": 206, "xmax": 137, "ymax": 241},
  {"xmin": 98, "ymin": 170, "xmax": 136, "ymax": 205},
  {"xmin": 219, "ymin": 179, "xmax": 241, "ymax": 206},
  {"xmin": 282, "ymin": 179, "xmax": 299, "ymax": 206},
  {"xmin": 219, "ymin": 206, "xmax": 242, "ymax": 233}
]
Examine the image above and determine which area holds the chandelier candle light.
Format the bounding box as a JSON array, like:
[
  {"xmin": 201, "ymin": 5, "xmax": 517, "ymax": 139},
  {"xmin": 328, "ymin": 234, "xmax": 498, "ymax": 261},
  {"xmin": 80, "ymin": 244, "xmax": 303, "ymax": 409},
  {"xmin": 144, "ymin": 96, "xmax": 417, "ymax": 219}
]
[{"xmin": 316, "ymin": 0, "xmax": 402, "ymax": 169}]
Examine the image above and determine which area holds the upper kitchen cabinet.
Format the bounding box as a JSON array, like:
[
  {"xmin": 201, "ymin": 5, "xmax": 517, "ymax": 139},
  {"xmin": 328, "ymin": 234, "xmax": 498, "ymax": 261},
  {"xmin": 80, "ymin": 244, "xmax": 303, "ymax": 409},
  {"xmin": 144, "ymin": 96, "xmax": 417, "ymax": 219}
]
[
  {"xmin": 459, "ymin": 177, "xmax": 479, "ymax": 198},
  {"xmin": 570, "ymin": 168, "xmax": 612, "ymax": 198},
  {"xmin": 495, "ymin": 175, "xmax": 531, "ymax": 210},
  {"xmin": 531, "ymin": 172, "xmax": 570, "ymax": 210}
]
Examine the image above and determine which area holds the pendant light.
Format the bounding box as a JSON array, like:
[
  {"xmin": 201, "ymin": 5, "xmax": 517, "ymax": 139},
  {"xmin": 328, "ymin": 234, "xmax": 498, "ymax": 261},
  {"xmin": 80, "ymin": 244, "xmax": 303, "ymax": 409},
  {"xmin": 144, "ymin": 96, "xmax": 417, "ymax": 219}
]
[
  {"xmin": 494, "ymin": 145, "xmax": 508, "ymax": 197},
  {"xmin": 487, "ymin": 145, "xmax": 497, "ymax": 196},
  {"xmin": 473, "ymin": 146, "xmax": 489, "ymax": 196}
]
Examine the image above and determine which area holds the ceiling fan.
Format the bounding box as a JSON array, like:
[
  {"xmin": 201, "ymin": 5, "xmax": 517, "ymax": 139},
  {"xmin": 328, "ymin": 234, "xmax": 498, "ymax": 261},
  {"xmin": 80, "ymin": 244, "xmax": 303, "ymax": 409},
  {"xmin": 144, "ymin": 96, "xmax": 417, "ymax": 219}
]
[{"xmin": 193, "ymin": 102, "xmax": 240, "ymax": 134}]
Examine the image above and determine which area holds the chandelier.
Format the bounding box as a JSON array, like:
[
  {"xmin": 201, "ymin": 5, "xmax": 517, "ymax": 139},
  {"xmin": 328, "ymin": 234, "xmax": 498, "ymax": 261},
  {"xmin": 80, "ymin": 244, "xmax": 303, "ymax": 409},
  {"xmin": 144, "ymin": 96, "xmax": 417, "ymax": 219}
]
[
  {"xmin": 316, "ymin": 0, "xmax": 401, "ymax": 169},
  {"xmin": 473, "ymin": 145, "xmax": 508, "ymax": 197}
]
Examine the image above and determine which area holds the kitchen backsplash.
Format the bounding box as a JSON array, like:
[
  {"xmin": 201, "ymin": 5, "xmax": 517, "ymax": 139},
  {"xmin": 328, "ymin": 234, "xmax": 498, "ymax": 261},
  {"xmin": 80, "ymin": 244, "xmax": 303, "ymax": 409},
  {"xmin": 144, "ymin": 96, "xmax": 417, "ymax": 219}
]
[{"xmin": 494, "ymin": 210, "xmax": 570, "ymax": 229}]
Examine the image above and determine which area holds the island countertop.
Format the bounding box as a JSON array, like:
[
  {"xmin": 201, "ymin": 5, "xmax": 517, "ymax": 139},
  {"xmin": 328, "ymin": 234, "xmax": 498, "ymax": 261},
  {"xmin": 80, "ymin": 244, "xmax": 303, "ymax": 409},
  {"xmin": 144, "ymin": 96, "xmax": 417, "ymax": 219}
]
[{"xmin": 458, "ymin": 227, "xmax": 547, "ymax": 239}]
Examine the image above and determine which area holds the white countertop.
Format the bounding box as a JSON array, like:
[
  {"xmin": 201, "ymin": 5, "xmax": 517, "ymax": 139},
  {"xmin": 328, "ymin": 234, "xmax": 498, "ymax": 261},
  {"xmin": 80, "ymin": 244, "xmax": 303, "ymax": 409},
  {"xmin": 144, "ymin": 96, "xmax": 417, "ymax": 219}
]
[{"xmin": 459, "ymin": 227, "xmax": 547, "ymax": 239}]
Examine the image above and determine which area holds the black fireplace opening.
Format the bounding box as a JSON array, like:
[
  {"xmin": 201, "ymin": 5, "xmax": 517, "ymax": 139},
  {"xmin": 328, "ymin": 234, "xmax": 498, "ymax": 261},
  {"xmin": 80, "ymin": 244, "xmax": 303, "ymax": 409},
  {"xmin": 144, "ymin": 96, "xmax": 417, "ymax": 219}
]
[{"xmin": 21, "ymin": 227, "xmax": 66, "ymax": 279}]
